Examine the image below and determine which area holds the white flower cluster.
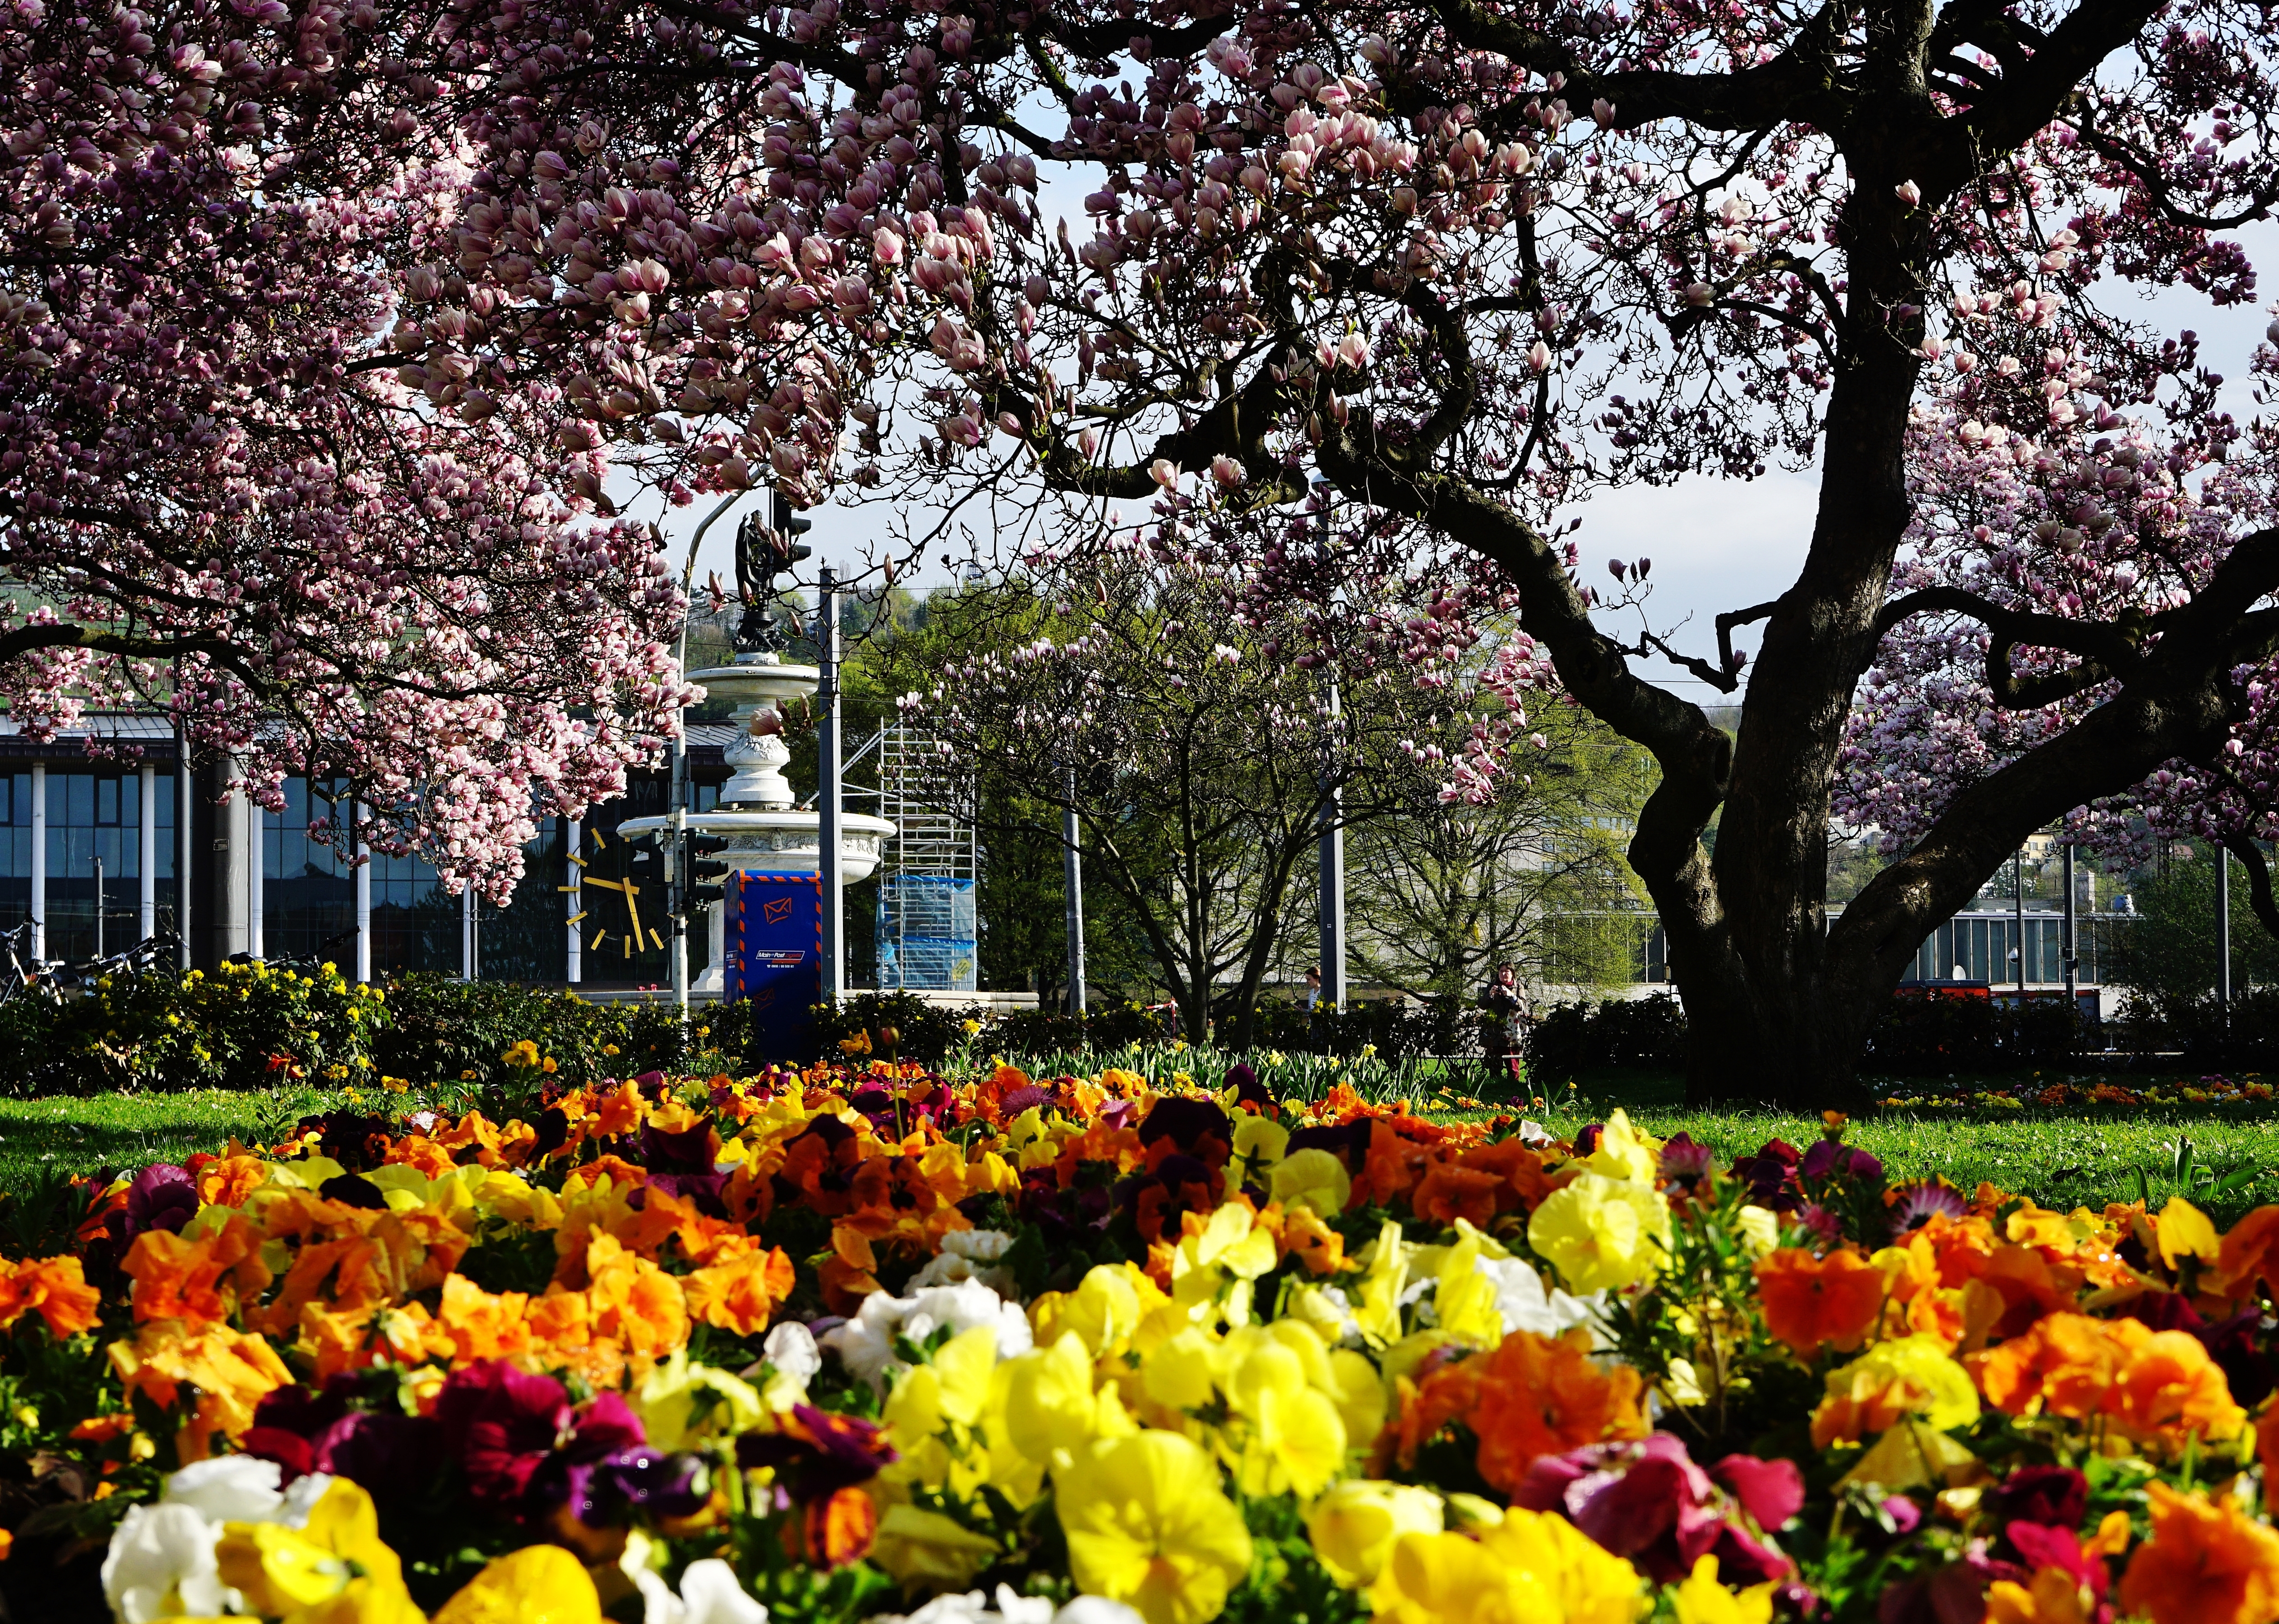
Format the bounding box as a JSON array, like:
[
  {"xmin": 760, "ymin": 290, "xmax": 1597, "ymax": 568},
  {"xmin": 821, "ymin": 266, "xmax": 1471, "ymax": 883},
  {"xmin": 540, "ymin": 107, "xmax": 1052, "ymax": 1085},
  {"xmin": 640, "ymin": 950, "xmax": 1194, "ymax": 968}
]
[
  {"xmin": 822, "ymin": 1277, "xmax": 1033, "ymax": 1392},
  {"xmin": 102, "ymin": 1458, "xmax": 332, "ymax": 1623},
  {"xmin": 868, "ymin": 1584, "xmax": 1144, "ymax": 1624}
]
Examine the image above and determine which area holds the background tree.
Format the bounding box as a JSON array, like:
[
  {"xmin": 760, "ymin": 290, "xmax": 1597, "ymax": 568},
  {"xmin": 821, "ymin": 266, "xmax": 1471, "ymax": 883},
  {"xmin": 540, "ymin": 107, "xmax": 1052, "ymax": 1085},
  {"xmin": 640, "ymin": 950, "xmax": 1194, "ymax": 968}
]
[
  {"xmin": 897, "ymin": 544, "xmax": 1543, "ymax": 1044},
  {"xmin": 1346, "ymin": 702, "xmax": 1652, "ymax": 999},
  {"xmin": 2104, "ymin": 844, "xmax": 2279, "ymax": 1001}
]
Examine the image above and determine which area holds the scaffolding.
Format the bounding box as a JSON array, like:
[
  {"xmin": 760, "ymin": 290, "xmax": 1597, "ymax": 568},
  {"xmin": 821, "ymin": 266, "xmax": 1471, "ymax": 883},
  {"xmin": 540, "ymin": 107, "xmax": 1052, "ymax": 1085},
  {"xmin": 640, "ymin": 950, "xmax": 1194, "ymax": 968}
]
[{"xmin": 873, "ymin": 726, "xmax": 978, "ymax": 991}]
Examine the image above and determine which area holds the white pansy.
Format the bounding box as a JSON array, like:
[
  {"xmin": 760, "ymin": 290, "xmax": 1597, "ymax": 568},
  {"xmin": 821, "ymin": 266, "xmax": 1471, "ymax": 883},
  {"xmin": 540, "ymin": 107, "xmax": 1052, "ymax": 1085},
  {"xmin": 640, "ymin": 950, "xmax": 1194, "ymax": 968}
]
[
  {"xmin": 761, "ymin": 1320, "xmax": 823, "ymax": 1383},
  {"xmin": 629, "ymin": 1552, "xmax": 770, "ymax": 1624},
  {"xmin": 1477, "ymin": 1253, "xmax": 1608, "ymax": 1346},
  {"xmin": 866, "ymin": 1586, "xmax": 1110, "ymax": 1624},
  {"xmin": 910, "ymin": 1229, "xmax": 1019, "ymax": 1294},
  {"xmin": 1052, "ymin": 1600, "xmax": 1146, "ymax": 1624},
  {"xmin": 101, "ymin": 1503, "xmax": 232, "ymax": 1624},
  {"xmin": 822, "ymin": 1279, "xmax": 1033, "ymax": 1391},
  {"xmin": 159, "ymin": 1455, "xmax": 288, "ymax": 1524}
]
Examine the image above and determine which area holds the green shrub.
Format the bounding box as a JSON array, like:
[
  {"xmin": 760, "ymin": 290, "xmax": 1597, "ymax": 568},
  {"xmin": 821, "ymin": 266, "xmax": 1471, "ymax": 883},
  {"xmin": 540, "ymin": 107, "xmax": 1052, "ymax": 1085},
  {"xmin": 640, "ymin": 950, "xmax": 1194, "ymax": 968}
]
[
  {"xmin": 367, "ymin": 975, "xmax": 691, "ymax": 1089},
  {"xmin": 1525, "ymin": 993, "xmax": 1690, "ymax": 1078},
  {"xmin": 0, "ymin": 960, "xmax": 387, "ymax": 1095}
]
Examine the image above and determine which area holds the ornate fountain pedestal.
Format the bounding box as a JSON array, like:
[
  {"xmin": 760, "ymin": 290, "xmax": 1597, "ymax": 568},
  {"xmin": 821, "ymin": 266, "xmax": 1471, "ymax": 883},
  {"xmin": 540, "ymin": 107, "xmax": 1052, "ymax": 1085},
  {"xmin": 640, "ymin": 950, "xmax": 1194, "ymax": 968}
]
[{"xmin": 617, "ymin": 653, "xmax": 893, "ymax": 994}]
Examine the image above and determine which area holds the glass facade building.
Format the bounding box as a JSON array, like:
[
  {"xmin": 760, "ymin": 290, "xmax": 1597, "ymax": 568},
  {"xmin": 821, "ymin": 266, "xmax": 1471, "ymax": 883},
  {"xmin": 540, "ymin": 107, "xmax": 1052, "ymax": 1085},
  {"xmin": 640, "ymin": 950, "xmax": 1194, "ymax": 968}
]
[{"xmin": 0, "ymin": 720, "xmax": 737, "ymax": 986}]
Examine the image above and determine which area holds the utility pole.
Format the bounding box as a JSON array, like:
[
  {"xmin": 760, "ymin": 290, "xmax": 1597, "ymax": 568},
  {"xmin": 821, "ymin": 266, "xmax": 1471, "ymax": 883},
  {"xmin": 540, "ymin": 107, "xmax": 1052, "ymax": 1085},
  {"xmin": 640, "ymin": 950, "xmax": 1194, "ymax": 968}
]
[
  {"xmin": 1063, "ymin": 774, "xmax": 1086, "ymax": 1014},
  {"xmin": 817, "ymin": 565, "xmax": 843, "ymax": 1003},
  {"xmin": 2062, "ymin": 840, "xmax": 2079, "ymax": 1010},
  {"xmin": 1318, "ymin": 680, "xmax": 1346, "ymax": 1011},
  {"xmin": 174, "ymin": 682, "xmax": 191, "ymax": 971},
  {"xmin": 2220, "ymin": 843, "xmax": 2234, "ymax": 1012},
  {"xmin": 2014, "ymin": 849, "xmax": 2027, "ymax": 998}
]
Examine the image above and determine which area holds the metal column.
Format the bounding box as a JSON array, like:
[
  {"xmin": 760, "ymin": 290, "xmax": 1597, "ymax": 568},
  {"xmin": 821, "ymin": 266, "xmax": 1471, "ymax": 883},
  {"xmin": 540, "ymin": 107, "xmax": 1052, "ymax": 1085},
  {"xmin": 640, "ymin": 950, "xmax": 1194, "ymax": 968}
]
[
  {"xmin": 175, "ymin": 718, "xmax": 191, "ymax": 970},
  {"xmin": 353, "ymin": 799, "xmax": 371, "ymax": 985},
  {"xmin": 2220, "ymin": 844, "xmax": 2234, "ymax": 1009},
  {"xmin": 1317, "ymin": 682, "xmax": 1346, "ymax": 1010},
  {"xmin": 28, "ymin": 762, "xmax": 44, "ymax": 959},
  {"xmin": 138, "ymin": 764, "xmax": 155, "ymax": 941},
  {"xmin": 2014, "ymin": 850, "xmax": 2027, "ymax": 995},
  {"xmin": 1063, "ymin": 796, "xmax": 1086, "ymax": 1014},
  {"xmin": 2062, "ymin": 841, "xmax": 2078, "ymax": 1007},
  {"xmin": 248, "ymin": 798, "xmax": 264, "ymax": 960},
  {"xmin": 817, "ymin": 566, "xmax": 844, "ymax": 1003},
  {"xmin": 566, "ymin": 817, "xmax": 583, "ymax": 984},
  {"xmin": 461, "ymin": 880, "xmax": 478, "ymax": 982}
]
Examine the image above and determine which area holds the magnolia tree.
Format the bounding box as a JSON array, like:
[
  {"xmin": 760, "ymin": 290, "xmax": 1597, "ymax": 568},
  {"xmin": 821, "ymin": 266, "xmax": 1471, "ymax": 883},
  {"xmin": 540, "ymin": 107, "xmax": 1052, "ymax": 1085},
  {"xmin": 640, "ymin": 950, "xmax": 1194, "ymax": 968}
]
[
  {"xmin": 347, "ymin": 0, "xmax": 2279, "ymax": 1095},
  {"xmin": 900, "ymin": 534, "xmax": 1549, "ymax": 1046},
  {"xmin": 0, "ymin": 0, "xmax": 693, "ymax": 893}
]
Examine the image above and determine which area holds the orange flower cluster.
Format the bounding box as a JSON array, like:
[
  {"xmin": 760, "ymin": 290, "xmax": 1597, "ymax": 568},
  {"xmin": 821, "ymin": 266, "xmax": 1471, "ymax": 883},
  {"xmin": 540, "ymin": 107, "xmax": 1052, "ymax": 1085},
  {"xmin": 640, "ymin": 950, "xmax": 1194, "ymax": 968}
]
[
  {"xmin": 1756, "ymin": 1246, "xmax": 1888, "ymax": 1357},
  {"xmin": 0, "ymin": 1254, "xmax": 100, "ymax": 1339},
  {"xmin": 1380, "ymin": 1327, "xmax": 1648, "ymax": 1494},
  {"xmin": 1971, "ymin": 1311, "xmax": 2247, "ymax": 1452}
]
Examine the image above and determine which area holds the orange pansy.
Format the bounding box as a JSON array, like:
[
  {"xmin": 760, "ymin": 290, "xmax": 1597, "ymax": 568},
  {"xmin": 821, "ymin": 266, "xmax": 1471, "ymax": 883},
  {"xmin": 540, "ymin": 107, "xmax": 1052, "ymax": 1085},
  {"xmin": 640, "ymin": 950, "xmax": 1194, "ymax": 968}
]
[
  {"xmin": 1450, "ymin": 1328, "xmax": 1648, "ymax": 1494},
  {"xmin": 0, "ymin": 1254, "xmax": 103, "ymax": 1339},
  {"xmin": 2117, "ymin": 1483, "xmax": 2279, "ymax": 1624},
  {"xmin": 684, "ymin": 1245, "xmax": 797, "ymax": 1335},
  {"xmin": 1755, "ymin": 1246, "xmax": 1888, "ymax": 1359},
  {"xmin": 122, "ymin": 1216, "xmax": 265, "ymax": 1326}
]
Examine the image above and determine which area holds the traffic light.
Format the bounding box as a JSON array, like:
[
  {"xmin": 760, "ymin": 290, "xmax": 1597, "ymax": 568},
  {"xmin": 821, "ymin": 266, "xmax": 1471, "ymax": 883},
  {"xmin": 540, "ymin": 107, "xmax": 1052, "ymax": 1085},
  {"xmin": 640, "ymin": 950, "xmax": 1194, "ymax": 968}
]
[{"xmin": 770, "ymin": 490, "xmax": 814, "ymax": 561}]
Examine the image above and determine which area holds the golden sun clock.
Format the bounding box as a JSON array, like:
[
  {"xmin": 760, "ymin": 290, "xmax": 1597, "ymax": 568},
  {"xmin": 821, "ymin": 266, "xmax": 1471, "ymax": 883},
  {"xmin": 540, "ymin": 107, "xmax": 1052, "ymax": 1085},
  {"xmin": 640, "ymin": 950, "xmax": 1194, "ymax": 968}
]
[{"xmin": 563, "ymin": 825, "xmax": 666, "ymax": 961}]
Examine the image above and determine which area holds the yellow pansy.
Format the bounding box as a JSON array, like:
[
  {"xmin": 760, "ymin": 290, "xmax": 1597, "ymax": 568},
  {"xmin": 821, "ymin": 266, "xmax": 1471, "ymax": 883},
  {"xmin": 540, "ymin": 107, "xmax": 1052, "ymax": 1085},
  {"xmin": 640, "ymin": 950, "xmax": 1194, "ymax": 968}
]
[
  {"xmin": 1055, "ymin": 1430, "xmax": 1254, "ymax": 1624},
  {"xmin": 1813, "ymin": 1335, "xmax": 1979, "ymax": 1449},
  {"xmin": 871, "ymin": 1503, "xmax": 1004, "ymax": 1590},
  {"xmin": 1431, "ymin": 1229, "xmax": 1506, "ymax": 1348},
  {"xmin": 214, "ymin": 1480, "xmax": 420, "ymax": 1624},
  {"xmin": 1227, "ymin": 1115, "xmax": 1292, "ymax": 1198},
  {"xmin": 431, "ymin": 1544, "xmax": 603, "ymax": 1624},
  {"xmin": 1371, "ymin": 1511, "xmax": 1644, "ymax": 1624},
  {"xmin": 1527, "ymin": 1174, "xmax": 1673, "ymax": 1293},
  {"xmin": 1005, "ymin": 1331, "xmax": 1132, "ymax": 1466},
  {"xmin": 1034, "ymin": 1264, "xmax": 1166, "ymax": 1359},
  {"xmin": 1672, "ymin": 1556, "xmax": 1776, "ymax": 1624},
  {"xmin": 629, "ymin": 1351, "xmax": 764, "ymax": 1451},
  {"xmin": 1351, "ymin": 1221, "xmax": 1410, "ymax": 1348},
  {"xmin": 1304, "ymin": 1480, "xmax": 1443, "ymax": 1587},
  {"xmin": 1579, "ymin": 1110, "xmax": 1662, "ymax": 1185},
  {"xmin": 1269, "ymin": 1148, "xmax": 1352, "ymax": 1217},
  {"xmin": 2156, "ymin": 1194, "xmax": 2220, "ymax": 1269},
  {"xmin": 1224, "ymin": 1336, "xmax": 1346, "ymax": 1497}
]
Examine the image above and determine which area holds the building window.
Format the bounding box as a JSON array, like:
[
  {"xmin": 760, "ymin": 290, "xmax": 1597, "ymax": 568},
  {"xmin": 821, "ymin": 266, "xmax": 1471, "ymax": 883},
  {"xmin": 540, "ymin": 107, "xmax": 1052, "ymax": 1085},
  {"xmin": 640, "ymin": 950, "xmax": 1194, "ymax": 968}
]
[{"xmin": 44, "ymin": 770, "xmax": 141, "ymax": 961}]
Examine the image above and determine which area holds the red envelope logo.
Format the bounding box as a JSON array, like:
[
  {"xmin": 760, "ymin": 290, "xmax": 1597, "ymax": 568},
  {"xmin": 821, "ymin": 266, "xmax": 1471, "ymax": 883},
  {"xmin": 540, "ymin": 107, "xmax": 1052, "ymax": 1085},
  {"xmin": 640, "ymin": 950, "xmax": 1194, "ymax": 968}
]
[{"xmin": 763, "ymin": 898, "xmax": 793, "ymax": 925}]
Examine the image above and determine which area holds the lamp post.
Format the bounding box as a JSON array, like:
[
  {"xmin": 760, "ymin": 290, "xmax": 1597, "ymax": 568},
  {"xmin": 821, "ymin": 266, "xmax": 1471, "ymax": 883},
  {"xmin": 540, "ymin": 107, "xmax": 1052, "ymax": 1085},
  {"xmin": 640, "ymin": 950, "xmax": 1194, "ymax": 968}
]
[
  {"xmin": 1318, "ymin": 680, "xmax": 1346, "ymax": 1012},
  {"xmin": 816, "ymin": 565, "xmax": 843, "ymax": 1003},
  {"xmin": 2220, "ymin": 843, "xmax": 2234, "ymax": 1013},
  {"xmin": 1063, "ymin": 770, "xmax": 1086, "ymax": 1014}
]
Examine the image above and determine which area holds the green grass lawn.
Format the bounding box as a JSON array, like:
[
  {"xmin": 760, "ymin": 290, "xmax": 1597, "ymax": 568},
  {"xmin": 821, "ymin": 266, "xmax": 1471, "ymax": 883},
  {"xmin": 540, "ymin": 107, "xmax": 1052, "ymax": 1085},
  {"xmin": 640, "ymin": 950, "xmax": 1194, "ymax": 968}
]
[
  {"xmin": 11, "ymin": 1071, "xmax": 2279, "ymax": 1225},
  {"xmin": 1538, "ymin": 1069, "xmax": 2279, "ymax": 1221},
  {"xmin": 0, "ymin": 1086, "xmax": 350, "ymax": 1203}
]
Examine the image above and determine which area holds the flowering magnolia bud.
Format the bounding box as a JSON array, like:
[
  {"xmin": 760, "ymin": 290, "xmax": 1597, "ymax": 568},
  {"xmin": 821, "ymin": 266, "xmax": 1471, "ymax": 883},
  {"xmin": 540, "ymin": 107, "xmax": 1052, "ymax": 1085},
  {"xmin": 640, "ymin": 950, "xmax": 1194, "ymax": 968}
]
[
  {"xmin": 1894, "ymin": 179, "xmax": 1922, "ymax": 207},
  {"xmin": 1150, "ymin": 457, "xmax": 1180, "ymax": 488}
]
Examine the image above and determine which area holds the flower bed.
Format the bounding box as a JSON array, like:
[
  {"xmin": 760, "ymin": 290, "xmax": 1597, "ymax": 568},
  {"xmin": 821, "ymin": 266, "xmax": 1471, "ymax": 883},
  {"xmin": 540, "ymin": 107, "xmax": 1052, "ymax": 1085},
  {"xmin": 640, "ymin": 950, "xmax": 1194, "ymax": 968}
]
[
  {"xmin": 2, "ymin": 1064, "xmax": 2277, "ymax": 1624},
  {"xmin": 1878, "ymin": 1071, "xmax": 2279, "ymax": 1112}
]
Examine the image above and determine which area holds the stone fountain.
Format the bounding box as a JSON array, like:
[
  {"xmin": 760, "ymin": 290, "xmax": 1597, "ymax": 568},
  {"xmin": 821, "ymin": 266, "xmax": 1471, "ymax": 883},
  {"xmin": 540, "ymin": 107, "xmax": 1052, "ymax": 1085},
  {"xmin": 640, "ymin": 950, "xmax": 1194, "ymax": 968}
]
[{"xmin": 616, "ymin": 652, "xmax": 894, "ymax": 994}]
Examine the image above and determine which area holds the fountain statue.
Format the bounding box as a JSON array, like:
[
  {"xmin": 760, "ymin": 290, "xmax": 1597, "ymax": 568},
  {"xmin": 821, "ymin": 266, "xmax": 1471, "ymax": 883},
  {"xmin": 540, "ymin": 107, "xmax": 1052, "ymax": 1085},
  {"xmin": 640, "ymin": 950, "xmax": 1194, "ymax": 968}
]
[{"xmin": 616, "ymin": 508, "xmax": 892, "ymax": 994}]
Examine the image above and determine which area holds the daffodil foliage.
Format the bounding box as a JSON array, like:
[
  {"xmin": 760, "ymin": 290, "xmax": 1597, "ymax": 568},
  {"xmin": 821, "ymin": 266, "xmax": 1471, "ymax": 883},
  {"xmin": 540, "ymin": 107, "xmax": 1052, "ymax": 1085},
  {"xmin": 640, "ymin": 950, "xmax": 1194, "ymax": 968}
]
[{"xmin": 9, "ymin": 1064, "xmax": 2279, "ymax": 1623}]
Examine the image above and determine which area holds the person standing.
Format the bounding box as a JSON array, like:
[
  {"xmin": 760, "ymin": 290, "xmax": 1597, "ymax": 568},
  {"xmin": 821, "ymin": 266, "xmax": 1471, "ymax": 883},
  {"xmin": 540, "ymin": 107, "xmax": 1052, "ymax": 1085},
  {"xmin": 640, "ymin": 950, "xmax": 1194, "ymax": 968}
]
[{"xmin": 1481, "ymin": 962, "xmax": 1528, "ymax": 1084}]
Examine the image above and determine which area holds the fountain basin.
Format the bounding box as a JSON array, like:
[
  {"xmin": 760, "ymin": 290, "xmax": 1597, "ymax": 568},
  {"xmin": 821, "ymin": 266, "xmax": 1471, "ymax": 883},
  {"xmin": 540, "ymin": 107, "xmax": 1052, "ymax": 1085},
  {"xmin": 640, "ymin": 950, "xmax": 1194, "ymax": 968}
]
[{"xmin": 614, "ymin": 808, "xmax": 895, "ymax": 884}]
